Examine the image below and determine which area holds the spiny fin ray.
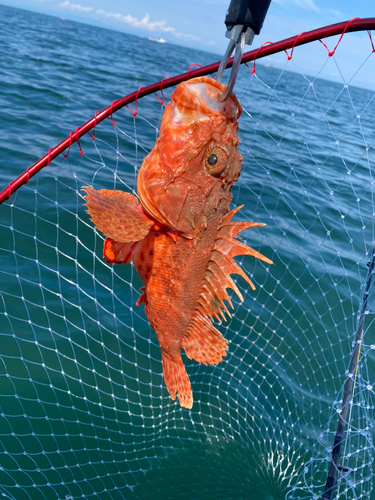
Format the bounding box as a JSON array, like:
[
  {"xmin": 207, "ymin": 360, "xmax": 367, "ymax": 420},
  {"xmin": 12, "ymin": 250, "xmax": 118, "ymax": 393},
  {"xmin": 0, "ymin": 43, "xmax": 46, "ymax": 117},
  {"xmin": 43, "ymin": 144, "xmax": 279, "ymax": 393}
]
[{"xmin": 192, "ymin": 206, "xmax": 272, "ymax": 337}]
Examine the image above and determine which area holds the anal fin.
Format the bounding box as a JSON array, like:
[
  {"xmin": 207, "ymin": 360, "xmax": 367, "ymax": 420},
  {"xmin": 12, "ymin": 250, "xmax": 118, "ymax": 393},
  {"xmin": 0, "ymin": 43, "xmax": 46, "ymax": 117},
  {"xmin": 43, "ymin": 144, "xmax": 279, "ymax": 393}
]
[{"xmin": 182, "ymin": 316, "xmax": 228, "ymax": 366}]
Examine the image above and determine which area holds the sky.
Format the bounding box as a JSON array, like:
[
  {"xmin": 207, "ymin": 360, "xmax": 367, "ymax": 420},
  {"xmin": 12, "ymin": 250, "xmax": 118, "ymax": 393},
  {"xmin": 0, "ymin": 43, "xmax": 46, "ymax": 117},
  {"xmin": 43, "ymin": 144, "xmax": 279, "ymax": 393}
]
[{"xmin": 2, "ymin": 0, "xmax": 375, "ymax": 88}]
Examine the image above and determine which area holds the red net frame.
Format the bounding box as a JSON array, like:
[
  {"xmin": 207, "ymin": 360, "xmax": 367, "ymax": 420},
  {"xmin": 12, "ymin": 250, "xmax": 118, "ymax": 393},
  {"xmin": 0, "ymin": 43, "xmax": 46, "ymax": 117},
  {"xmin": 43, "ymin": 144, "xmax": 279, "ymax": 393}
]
[{"xmin": 1, "ymin": 17, "xmax": 374, "ymax": 206}]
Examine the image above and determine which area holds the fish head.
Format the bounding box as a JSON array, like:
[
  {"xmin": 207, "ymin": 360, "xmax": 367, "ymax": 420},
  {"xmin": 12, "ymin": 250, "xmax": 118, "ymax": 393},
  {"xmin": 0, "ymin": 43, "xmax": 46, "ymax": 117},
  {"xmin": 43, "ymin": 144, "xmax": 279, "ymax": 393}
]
[{"xmin": 137, "ymin": 76, "xmax": 243, "ymax": 238}]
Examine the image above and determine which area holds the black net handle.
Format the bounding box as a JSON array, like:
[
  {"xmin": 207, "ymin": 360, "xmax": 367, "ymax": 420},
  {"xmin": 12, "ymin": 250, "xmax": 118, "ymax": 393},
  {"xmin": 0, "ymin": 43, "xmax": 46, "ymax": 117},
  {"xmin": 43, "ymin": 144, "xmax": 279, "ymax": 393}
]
[{"xmin": 225, "ymin": 0, "xmax": 272, "ymax": 35}]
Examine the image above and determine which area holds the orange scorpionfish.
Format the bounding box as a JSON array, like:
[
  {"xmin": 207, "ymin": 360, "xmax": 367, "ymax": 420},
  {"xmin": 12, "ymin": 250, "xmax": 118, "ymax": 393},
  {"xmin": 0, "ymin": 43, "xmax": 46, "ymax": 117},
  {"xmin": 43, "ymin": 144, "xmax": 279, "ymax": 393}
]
[{"xmin": 83, "ymin": 76, "xmax": 272, "ymax": 409}]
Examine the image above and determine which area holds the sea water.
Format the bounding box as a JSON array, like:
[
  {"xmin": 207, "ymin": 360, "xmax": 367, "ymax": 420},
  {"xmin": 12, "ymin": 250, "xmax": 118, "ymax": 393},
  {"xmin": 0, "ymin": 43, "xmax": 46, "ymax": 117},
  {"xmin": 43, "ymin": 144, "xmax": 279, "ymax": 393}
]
[{"xmin": 1, "ymin": 4, "xmax": 375, "ymax": 499}]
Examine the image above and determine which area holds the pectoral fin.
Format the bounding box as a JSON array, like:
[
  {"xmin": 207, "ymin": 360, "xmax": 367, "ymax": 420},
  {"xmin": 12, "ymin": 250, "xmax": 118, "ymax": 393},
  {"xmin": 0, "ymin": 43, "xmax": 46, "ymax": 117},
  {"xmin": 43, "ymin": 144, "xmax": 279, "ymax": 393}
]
[
  {"xmin": 82, "ymin": 186, "xmax": 154, "ymax": 243},
  {"xmin": 103, "ymin": 238, "xmax": 137, "ymax": 264}
]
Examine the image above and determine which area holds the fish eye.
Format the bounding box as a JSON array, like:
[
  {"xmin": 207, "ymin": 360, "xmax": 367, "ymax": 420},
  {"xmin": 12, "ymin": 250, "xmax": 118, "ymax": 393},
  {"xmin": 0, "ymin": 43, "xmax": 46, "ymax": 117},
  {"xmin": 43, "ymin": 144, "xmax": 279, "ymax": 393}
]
[
  {"xmin": 205, "ymin": 149, "xmax": 228, "ymax": 176},
  {"xmin": 207, "ymin": 153, "xmax": 218, "ymax": 167},
  {"xmin": 205, "ymin": 152, "xmax": 220, "ymax": 171}
]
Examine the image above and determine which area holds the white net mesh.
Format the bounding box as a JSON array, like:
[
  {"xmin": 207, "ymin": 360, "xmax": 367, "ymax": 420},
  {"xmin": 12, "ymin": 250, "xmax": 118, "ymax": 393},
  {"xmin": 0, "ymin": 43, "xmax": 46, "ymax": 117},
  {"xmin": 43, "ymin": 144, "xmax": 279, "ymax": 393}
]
[{"xmin": 1, "ymin": 32, "xmax": 375, "ymax": 499}]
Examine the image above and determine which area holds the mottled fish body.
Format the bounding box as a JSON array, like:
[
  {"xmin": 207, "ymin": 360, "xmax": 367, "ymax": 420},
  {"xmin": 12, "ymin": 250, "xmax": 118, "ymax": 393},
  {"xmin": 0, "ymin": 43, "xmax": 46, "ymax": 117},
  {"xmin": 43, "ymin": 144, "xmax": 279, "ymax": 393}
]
[{"xmin": 83, "ymin": 77, "xmax": 272, "ymax": 408}]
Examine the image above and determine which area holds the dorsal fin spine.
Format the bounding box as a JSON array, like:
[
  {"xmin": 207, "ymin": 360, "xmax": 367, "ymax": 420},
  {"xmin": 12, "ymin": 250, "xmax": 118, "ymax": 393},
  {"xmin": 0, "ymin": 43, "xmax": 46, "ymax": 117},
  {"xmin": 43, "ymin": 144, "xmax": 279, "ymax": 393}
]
[{"xmin": 182, "ymin": 206, "xmax": 272, "ymax": 367}]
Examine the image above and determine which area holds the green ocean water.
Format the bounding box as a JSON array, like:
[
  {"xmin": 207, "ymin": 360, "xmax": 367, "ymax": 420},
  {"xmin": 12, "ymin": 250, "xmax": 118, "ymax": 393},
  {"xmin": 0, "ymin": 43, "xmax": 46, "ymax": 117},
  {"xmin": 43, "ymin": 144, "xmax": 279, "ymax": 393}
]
[{"xmin": 1, "ymin": 4, "xmax": 375, "ymax": 499}]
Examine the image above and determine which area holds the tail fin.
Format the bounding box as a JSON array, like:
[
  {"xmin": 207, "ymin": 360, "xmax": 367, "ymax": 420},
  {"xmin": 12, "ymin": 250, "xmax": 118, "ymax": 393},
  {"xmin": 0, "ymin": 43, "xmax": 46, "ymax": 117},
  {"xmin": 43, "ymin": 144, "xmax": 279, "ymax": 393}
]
[{"xmin": 161, "ymin": 352, "xmax": 193, "ymax": 409}]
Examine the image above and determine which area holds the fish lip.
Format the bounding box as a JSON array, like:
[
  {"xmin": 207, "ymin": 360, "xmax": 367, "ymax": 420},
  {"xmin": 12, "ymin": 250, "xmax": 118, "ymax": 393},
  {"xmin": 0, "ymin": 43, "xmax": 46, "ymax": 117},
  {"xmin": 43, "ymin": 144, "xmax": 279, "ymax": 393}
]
[{"xmin": 171, "ymin": 76, "xmax": 242, "ymax": 120}]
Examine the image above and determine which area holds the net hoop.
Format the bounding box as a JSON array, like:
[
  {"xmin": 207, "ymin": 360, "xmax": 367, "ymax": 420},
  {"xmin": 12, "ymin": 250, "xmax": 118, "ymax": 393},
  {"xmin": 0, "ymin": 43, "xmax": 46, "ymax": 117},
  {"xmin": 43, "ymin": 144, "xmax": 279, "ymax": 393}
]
[{"xmin": 0, "ymin": 16, "xmax": 374, "ymax": 206}]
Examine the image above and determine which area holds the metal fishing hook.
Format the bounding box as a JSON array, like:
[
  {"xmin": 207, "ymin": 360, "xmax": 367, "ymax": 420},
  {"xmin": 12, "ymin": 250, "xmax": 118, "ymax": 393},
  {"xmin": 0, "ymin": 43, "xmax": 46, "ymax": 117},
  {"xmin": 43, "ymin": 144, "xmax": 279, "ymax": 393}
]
[
  {"xmin": 217, "ymin": 30, "xmax": 247, "ymax": 102},
  {"xmin": 217, "ymin": 0, "xmax": 272, "ymax": 101}
]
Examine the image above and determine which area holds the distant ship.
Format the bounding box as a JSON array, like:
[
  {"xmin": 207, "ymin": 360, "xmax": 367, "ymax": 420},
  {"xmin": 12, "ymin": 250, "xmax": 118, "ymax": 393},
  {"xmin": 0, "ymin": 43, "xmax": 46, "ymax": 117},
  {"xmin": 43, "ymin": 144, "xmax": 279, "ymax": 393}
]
[{"xmin": 149, "ymin": 37, "xmax": 167, "ymax": 44}]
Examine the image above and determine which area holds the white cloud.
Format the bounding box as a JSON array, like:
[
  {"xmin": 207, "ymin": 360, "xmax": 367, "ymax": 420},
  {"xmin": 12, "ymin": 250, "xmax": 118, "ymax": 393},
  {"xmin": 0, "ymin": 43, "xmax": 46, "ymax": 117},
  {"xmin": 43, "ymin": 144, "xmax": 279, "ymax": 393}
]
[
  {"xmin": 57, "ymin": 3, "xmax": 199, "ymax": 42},
  {"xmin": 206, "ymin": 41, "xmax": 216, "ymax": 45},
  {"xmin": 59, "ymin": 1, "xmax": 93, "ymax": 13},
  {"xmin": 96, "ymin": 11, "xmax": 171, "ymax": 32},
  {"xmin": 95, "ymin": 9, "xmax": 199, "ymax": 41},
  {"xmin": 273, "ymin": 0, "xmax": 319, "ymax": 12}
]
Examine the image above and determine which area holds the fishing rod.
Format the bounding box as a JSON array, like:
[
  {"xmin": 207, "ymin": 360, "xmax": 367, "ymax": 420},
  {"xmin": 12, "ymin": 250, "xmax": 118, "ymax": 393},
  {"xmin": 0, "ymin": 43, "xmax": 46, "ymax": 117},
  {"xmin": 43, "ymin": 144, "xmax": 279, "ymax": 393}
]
[{"xmin": 322, "ymin": 245, "xmax": 375, "ymax": 499}]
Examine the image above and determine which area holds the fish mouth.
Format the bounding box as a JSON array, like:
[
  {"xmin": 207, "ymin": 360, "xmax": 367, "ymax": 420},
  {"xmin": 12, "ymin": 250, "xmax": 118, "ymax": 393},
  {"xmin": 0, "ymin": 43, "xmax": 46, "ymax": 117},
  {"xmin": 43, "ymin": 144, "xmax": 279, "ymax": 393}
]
[{"xmin": 170, "ymin": 76, "xmax": 242, "ymax": 122}]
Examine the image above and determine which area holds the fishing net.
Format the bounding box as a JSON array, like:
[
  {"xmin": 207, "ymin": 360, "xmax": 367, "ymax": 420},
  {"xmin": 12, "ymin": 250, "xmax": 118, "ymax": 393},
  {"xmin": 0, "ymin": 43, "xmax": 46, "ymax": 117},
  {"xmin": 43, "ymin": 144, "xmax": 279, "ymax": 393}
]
[{"xmin": 1, "ymin": 19, "xmax": 375, "ymax": 500}]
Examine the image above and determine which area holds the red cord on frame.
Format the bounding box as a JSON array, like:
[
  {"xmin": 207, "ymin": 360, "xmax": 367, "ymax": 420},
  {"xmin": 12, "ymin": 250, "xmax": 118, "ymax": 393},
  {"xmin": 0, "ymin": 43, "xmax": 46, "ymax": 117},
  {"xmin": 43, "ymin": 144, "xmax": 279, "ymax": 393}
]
[
  {"xmin": 25, "ymin": 167, "xmax": 31, "ymax": 184},
  {"xmin": 319, "ymin": 17, "xmax": 361, "ymax": 56},
  {"xmin": 368, "ymin": 30, "xmax": 375, "ymax": 52},
  {"xmin": 187, "ymin": 63, "xmax": 203, "ymax": 79},
  {"xmin": 75, "ymin": 127, "xmax": 84, "ymax": 156},
  {"xmin": 62, "ymin": 132, "xmax": 73, "ymax": 159},
  {"xmin": 89, "ymin": 111, "xmax": 101, "ymax": 140},
  {"xmin": 109, "ymin": 101, "xmax": 118, "ymax": 126},
  {"xmin": 127, "ymin": 86, "xmax": 145, "ymax": 118},
  {"xmin": 46, "ymin": 148, "xmax": 53, "ymax": 166},
  {"xmin": 155, "ymin": 76, "xmax": 172, "ymax": 105},
  {"xmin": 285, "ymin": 32, "xmax": 306, "ymax": 60},
  {"xmin": 245, "ymin": 42, "xmax": 273, "ymax": 74}
]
